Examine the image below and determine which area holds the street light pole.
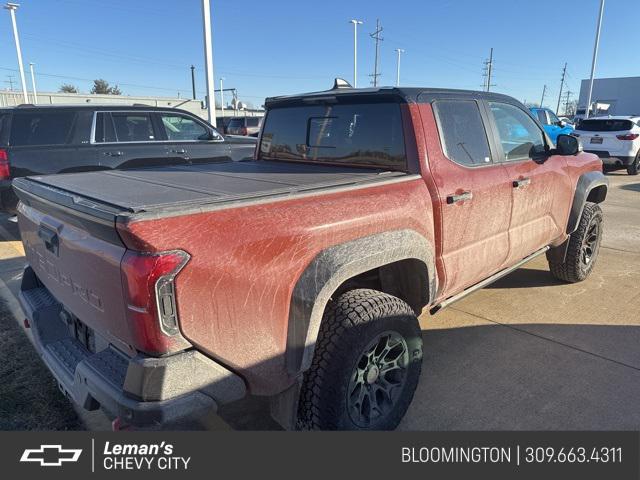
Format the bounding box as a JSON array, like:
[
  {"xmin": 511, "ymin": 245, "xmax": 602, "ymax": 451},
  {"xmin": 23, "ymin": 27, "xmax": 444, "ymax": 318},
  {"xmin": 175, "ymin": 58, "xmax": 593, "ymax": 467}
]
[
  {"xmin": 585, "ymin": 0, "xmax": 605, "ymax": 119},
  {"xmin": 190, "ymin": 65, "xmax": 196, "ymax": 100},
  {"xmin": 4, "ymin": 3, "xmax": 28, "ymax": 103},
  {"xmin": 201, "ymin": 0, "xmax": 217, "ymax": 127},
  {"xmin": 220, "ymin": 77, "xmax": 225, "ymax": 118},
  {"xmin": 29, "ymin": 62, "xmax": 37, "ymax": 104},
  {"xmin": 349, "ymin": 19, "xmax": 363, "ymax": 87},
  {"xmin": 395, "ymin": 48, "xmax": 405, "ymax": 87}
]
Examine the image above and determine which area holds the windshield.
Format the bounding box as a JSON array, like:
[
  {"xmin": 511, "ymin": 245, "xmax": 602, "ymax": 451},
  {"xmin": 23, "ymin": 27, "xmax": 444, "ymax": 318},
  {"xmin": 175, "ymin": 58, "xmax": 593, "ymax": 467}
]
[{"xmin": 259, "ymin": 102, "xmax": 406, "ymax": 170}]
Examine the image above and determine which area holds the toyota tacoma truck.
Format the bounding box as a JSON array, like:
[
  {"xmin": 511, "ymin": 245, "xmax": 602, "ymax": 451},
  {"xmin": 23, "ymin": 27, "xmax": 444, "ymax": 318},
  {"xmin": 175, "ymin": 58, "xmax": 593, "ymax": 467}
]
[{"xmin": 13, "ymin": 82, "xmax": 608, "ymax": 431}]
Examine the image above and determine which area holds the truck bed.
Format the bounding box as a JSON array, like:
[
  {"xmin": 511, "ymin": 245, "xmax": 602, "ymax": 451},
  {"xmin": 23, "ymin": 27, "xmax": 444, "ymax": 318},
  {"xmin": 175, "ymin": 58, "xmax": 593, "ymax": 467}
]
[{"xmin": 13, "ymin": 160, "xmax": 408, "ymax": 220}]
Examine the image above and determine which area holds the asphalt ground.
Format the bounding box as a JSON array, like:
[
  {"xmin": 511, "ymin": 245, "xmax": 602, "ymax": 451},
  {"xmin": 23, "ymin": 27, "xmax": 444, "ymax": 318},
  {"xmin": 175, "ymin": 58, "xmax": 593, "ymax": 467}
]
[{"xmin": 0, "ymin": 170, "xmax": 637, "ymax": 430}]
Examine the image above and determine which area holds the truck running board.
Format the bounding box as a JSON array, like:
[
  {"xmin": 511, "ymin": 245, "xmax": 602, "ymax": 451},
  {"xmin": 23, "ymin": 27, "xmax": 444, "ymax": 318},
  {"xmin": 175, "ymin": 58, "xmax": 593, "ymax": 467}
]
[{"xmin": 429, "ymin": 246, "xmax": 550, "ymax": 315}]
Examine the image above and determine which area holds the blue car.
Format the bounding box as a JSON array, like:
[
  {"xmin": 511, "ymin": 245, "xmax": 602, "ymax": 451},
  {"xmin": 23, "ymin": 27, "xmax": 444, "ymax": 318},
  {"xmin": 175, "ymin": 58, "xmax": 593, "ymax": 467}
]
[{"xmin": 529, "ymin": 107, "xmax": 574, "ymax": 143}]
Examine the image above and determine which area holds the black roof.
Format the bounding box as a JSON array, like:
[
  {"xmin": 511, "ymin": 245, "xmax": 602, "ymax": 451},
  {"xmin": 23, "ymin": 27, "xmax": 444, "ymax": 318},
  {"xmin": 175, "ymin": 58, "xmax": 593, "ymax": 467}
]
[{"xmin": 265, "ymin": 85, "xmax": 519, "ymax": 108}]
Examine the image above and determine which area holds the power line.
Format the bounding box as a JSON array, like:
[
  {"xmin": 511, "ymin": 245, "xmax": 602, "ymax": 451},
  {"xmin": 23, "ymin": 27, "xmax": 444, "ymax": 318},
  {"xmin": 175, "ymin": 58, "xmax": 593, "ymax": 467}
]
[{"xmin": 369, "ymin": 19, "xmax": 383, "ymax": 87}]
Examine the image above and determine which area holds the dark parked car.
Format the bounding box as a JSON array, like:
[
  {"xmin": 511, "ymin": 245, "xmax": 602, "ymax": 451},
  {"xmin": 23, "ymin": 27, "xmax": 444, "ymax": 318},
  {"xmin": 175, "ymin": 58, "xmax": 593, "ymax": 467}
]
[
  {"xmin": 0, "ymin": 104, "xmax": 256, "ymax": 213},
  {"xmin": 226, "ymin": 116, "xmax": 263, "ymax": 136}
]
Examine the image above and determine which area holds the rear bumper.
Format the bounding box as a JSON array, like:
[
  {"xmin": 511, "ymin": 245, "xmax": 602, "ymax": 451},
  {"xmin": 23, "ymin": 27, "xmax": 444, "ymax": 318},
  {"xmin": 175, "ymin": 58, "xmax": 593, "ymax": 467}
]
[
  {"xmin": 18, "ymin": 266, "xmax": 246, "ymax": 427},
  {"xmin": 584, "ymin": 151, "xmax": 634, "ymax": 165}
]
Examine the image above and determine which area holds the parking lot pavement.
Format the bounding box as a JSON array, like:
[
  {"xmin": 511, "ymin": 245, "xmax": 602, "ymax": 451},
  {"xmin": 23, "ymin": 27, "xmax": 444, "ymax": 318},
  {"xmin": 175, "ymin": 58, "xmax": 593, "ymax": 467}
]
[{"xmin": 0, "ymin": 170, "xmax": 638, "ymax": 431}]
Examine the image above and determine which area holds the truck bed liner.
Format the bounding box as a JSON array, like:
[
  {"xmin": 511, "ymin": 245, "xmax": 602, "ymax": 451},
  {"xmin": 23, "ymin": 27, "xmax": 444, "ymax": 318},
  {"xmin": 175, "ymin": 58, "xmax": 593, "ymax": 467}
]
[{"xmin": 14, "ymin": 160, "xmax": 406, "ymax": 218}]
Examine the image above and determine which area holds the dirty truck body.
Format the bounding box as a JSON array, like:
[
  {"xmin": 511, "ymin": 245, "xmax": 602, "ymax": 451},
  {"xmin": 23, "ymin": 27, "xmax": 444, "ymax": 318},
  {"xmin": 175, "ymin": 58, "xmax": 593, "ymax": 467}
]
[{"xmin": 13, "ymin": 86, "xmax": 607, "ymax": 430}]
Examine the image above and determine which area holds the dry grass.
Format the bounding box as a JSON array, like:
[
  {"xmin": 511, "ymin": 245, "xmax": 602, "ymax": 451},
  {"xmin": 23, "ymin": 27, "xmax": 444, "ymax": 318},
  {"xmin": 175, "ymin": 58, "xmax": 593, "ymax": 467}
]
[{"xmin": 0, "ymin": 299, "xmax": 82, "ymax": 430}]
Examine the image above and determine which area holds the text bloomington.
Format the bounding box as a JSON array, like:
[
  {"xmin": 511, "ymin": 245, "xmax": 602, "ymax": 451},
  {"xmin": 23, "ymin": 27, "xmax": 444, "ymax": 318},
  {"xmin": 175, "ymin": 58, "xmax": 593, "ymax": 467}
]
[{"xmin": 402, "ymin": 446, "xmax": 512, "ymax": 464}]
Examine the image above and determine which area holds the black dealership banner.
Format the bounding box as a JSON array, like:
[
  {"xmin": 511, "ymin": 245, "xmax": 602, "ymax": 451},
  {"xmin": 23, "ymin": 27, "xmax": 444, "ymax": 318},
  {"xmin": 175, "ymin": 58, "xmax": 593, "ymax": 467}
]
[{"xmin": 0, "ymin": 431, "xmax": 637, "ymax": 479}]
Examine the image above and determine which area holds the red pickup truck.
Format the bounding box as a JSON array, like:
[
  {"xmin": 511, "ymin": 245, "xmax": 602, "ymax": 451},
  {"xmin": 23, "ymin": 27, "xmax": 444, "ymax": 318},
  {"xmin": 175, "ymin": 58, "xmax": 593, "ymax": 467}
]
[{"xmin": 14, "ymin": 82, "xmax": 607, "ymax": 430}]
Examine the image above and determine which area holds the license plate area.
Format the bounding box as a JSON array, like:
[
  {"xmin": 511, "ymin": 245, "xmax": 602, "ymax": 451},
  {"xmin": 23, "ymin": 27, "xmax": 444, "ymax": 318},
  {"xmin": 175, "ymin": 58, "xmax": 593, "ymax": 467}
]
[
  {"xmin": 60, "ymin": 309, "xmax": 96, "ymax": 353},
  {"xmin": 590, "ymin": 137, "xmax": 603, "ymax": 144}
]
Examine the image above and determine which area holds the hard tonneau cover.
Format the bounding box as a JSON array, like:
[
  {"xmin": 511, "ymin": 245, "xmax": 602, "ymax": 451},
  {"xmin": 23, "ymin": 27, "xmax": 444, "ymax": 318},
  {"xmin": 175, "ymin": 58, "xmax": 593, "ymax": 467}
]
[{"xmin": 13, "ymin": 160, "xmax": 408, "ymax": 220}]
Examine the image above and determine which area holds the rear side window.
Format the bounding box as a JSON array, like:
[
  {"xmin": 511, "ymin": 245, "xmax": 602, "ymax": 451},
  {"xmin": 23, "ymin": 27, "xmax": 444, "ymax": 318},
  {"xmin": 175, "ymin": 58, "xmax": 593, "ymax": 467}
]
[
  {"xmin": 259, "ymin": 103, "xmax": 406, "ymax": 170},
  {"xmin": 9, "ymin": 111, "xmax": 76, "ymax": 146},
  {"xmin": 111, "ymin": 113, "xmax": 155, "ymax": 142},
  {"xmin": 94, "ymin": 112, "xmax": 116, "ymax": 143},
  {"xmin": 0, "ymin": 113, "xmax": 8, "ymax": 142},
  {"xmin": 577, "ymin": 119, "xmax": 634, "ymax": 132},
  {"xmin": 227, "ymin": 118, "xmax": 243, "ymax": 128},
  {"xmin": 434, "ymin": 100, "xmax": 491, "ymax": 166}
]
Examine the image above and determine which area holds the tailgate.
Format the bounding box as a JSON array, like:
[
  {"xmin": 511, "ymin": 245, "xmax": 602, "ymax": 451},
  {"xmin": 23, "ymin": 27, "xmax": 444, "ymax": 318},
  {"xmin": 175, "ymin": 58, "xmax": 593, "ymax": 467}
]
[{"xmin": 14, "ymin": 181, "xmax": 134, "ymax": 354}]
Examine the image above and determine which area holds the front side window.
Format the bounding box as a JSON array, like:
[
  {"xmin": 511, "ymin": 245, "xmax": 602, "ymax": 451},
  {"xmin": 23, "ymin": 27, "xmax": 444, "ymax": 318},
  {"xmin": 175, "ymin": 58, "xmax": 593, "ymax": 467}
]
[
  {"xmin": 489, "ymin": 102, "xmax": 546, "ymax": 161},
  {"xmin": 0, "ymin": 113, "xmax": 8, "ymax": 142},
  {"xmin": 536, "ymin": 109, "xmax": 549, "ymax": 125},
  {"xmin": 547, "ymin": 110, "xmax": 561, "ymax": 125},
  {"xmin": 160, "ymin": 113, "xmax": 211, "ymax": 141},
  {"xmin": 111, "ymin": 113, "xmax": 155, "ymax": 142},
  {"xmin": 259, "ymin": 102, "xmax": 406, "ymax": 169},
  {"xmin": 434, "ymin": 100, "xmax": 492, "ymax": 167},
  {"xmin": 9, "ymin": 111, "xmax": 76, "ymax": 146}
]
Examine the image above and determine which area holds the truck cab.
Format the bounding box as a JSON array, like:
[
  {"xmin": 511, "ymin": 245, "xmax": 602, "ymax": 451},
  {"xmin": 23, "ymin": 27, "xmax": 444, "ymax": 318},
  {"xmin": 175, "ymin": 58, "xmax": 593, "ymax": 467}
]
[{"xmin": 530, "ymin": 106, "xmax": 574, "ymax": 143}]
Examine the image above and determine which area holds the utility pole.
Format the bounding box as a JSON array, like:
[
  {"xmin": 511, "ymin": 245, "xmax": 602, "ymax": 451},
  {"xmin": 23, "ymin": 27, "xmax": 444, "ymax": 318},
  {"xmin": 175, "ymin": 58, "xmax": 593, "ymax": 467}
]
[
  {"xmin": 5, "ymin": 75, "xmax": 15, "ymax": 91},
  {"xmin": 349, "ymin": 19, "xmax": 363, "ymax": 87},
  {"xmin": 29, "ymin": 62, "xmax": 37, "ymax": 104},
  {"xmin": 4, "ymin": 3, "xmax": 28, "ymax": 103},
  {"xmin": 219, "ymin": 77, "xmax": 225, "ymax": 118},
  {"xmin": 564, "ymin": 90, "xmax": 574, "ymax": 116},
  {"xmin": 482, "ymin": 48, "xmax": 495, "ymax": 92},
  {"xmin": 395, "ymin": 48, "xmax": 405, "ymax": 87},
  {"xmin": 556, "ymin": 62, "xmax": 567, "ymax": 114},
  {"xmin": 369, "ymin": 19, "xmax": 383, "ymax": 87},
  {"xmin": 201, "ymin": 0, "xmax": 216, "ymax": 127},
  {"xmin": 586, "ymin": 0, "xmax": 605, "ymax": 119},
  {"xmin": 190, "ymin": 65, "xmax": 196, "ymax": 100},
  {"xmin": 540, "ymin": 84, "xmax": 547, "ymax": 107}
]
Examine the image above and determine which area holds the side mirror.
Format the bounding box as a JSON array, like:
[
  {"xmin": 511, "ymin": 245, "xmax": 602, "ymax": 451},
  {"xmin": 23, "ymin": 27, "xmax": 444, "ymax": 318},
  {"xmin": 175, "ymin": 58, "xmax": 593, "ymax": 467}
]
[
  {"xmin": 556, "ymin": 134, "xmax": 582, "ymax": 156},
  {"xmin": 558, "ymin": 120, "xmax": 567, "ymax": 127}
]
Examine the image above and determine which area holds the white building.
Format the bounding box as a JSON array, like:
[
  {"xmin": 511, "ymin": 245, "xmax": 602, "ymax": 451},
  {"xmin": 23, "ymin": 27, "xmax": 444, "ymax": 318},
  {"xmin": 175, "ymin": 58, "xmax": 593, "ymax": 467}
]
[{"xmin": 578, "ymin": 76, "xmax": 640, "ymax": 117}]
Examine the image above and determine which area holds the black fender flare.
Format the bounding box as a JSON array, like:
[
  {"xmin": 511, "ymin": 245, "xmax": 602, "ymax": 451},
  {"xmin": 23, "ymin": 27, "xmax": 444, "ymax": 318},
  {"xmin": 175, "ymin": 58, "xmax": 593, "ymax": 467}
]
[
  {"xmin": 566, "ymin": 170, "xmax": 608, "ymax": 235},
  {"xmin": 285, "ymin": 229, "xmax": 436, "ymax": 376},
  {"xmin": 548, "ymin": 170, "xmax": 608, "ymax": 264}
]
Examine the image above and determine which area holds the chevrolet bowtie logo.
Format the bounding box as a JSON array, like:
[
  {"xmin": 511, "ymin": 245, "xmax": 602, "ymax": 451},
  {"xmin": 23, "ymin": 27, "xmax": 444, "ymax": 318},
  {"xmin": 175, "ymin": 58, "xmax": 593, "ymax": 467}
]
[{"xmin": 20, "ymin": 445, "xmax": 82, "ymax": 467}]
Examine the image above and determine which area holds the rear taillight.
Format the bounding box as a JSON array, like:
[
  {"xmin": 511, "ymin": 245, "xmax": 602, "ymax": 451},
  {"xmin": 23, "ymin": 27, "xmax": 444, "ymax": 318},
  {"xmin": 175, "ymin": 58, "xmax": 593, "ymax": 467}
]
[
  {"xmin": 120, "ymin": 249, "xmax": 190, "ymax": 354},
  {"xmin": 241, "ymin": 127, "xmax": 248, "ymax": 136},
  {"xmin": 0, "ymin": 149, "xmax": 9, "ymax": 180},
  {"xmin": 616, "ymin": 133, "xmax": 639, "ymax": 140}
]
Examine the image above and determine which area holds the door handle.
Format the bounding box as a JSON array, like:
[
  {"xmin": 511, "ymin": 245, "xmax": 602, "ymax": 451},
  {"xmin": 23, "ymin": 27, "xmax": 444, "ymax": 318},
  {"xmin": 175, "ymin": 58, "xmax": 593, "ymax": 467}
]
[
  {"xmin": 103, "ymin": 151, "xmax": 123, "ymax": 157},
  {"xmin": 169, "ymin": 148, "xmax": 187, "ymax": 154},
  {"xmin": 512, "ymin": 177, "xmax": 531, "ymax": 188},
  {"xmin": 446, "ymin": 191, "xmax": 473, "ymax": 204},
  {"xmin": 38, "ymin": 224, "xmax": 59, "ymax": 256}
]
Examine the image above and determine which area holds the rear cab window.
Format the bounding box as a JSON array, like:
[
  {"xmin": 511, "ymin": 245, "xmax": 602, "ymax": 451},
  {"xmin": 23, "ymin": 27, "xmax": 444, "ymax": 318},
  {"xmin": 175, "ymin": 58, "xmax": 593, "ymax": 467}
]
[
  {"xmin": 9, "ymin": 111, "xmax": 77, "ymax": 146},
  {"xmin": 259, "ymin": 102, "xmax": 407, "ymax": 170},
  {"xmin": 433, "ymin": 100, "xmax": 492, "ymax": 167}
]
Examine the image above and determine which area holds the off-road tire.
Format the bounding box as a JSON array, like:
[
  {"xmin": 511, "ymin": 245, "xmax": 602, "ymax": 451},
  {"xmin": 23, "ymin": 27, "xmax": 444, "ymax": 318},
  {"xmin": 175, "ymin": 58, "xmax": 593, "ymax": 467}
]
[
  {"xmin": 548, "ymin": 202, "xmax": 603, "ymax": 283},
  {"xmin": 296, "ymin": 289, "xmax": 423, "ymax": 430},
  {"xmin": 627, "ymin": 152, "xmax": 639, "ymax": 175}
]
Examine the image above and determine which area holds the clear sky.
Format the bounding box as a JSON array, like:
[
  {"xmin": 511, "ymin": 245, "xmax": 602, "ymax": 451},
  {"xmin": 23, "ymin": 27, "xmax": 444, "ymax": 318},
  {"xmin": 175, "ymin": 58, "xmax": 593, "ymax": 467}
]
[{"xmin": 0, "ymin": 0, "xmax": 636, "ymax": 110}]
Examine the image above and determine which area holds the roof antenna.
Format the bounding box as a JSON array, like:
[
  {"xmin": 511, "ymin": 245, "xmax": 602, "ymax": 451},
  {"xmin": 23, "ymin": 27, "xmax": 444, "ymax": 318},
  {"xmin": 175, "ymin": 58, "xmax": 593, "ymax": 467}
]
[{"xmin": 332, "ymin": 78, "xmax": 353, "ymax": 89}]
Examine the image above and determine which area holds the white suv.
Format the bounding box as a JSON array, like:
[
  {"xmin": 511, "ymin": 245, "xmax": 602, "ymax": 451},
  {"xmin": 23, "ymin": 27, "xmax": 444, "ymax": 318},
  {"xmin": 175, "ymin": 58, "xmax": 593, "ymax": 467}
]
[{"xmin": 573, "ymin": 116, "xmax": 640, "ymax": 175}]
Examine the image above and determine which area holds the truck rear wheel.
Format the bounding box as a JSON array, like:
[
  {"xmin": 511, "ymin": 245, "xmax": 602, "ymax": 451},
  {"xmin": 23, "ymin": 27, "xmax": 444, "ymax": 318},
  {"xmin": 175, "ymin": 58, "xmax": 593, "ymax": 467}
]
[
  {"xmin": 297, "ymin": 289, "xmax": 423, "ymax": 430},
  {"xmin": 548, "ymin": 202, "xmax": 603, "ymax": 283}
]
